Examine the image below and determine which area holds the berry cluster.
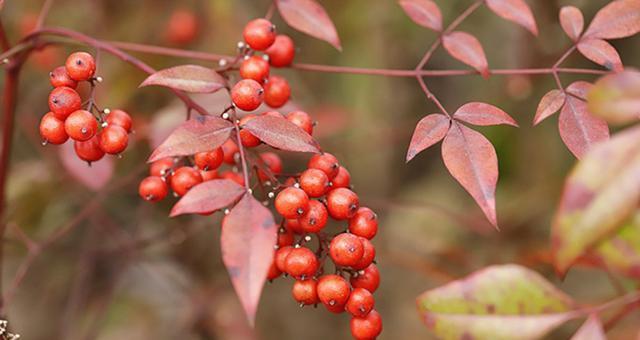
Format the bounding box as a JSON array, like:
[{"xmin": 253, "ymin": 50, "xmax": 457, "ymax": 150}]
[{"xmin": 39, "ymin": 51, "xmax": 132, "ymax": 163}]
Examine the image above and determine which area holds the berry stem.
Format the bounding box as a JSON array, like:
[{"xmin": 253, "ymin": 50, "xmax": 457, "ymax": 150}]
[{"xmin": 229, "ymin": 108, "xmax": 252, "ymax": 191}]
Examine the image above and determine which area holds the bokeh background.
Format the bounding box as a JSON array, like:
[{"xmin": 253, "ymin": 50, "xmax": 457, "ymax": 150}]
[{"xmin": 1, "ymin": 0, "xmax": 639, "ymax": 339}]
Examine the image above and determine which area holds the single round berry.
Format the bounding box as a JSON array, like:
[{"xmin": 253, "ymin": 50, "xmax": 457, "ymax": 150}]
[
  {"xmin": 346, "ymin": 288, "xmax": 375, "ymax": 318},
  {"xmin": 165, "ymin": 9, "xmax": 199, "ymax": 45},
  {"xmin": 285, "ymin": 218, "xmax": 305, "ymax": 234},
  {"xmin": 171, "ymin": 166, "xmax": 203, "ymax": 196},
  {"xmin": 265, "ymin": 34, "xmax": 295, "ymax": 67},
  {"xmin": 48, "ymin": 86, "xmax": 81, "ymax": 120},
  {"xmin": 200, "ymin": 170, "xmax": 218, "ymax": 182},
  {"xmin": 275, "ymin": 246, "xmax": 294, "ymax": 272},
  {"xmin": 99, "ymin": 125, "xmax": 128, "ymax": 154},
  {"xmin": 219, "ymin": 171, "xmax": 245, "ymax": 186},
  {"xmin": 299, "ymin": 168, "xmax": 329, "ymax": 198},
  {"xmin": 65, "ymin": 110, "xmax": 98, "ymax": 141},
  {"xmin": 285, "ymin": 246, "xmax": 318, "ymax": 279},
  {"xmin": 139, "ymin": 176, "xmax": 169, "ymax": 202},
  {"xmin": 105, "ymin": 109, "xmax": 133, "ymax": 133},
  {"xmin": 39, "ymin": 112, "xmax": 68, "ymax": 145},
  {"xmin": 299, "ymin": 200, "xmax": 328, "ymax": 233},
  {"xmin": 292, "ymin": 279, "xmax": 319, "ymax": 305},
  {"xmin": 232, "ymin": 79, "xmax": 264, "ymax": 111},
  {"xmin": 194, "ymin": 147, "xmax": 224, "ymax": 171},
  {"xmin": 221, "ymin": 139, "xmax": 239, "ymax": 164},
  {"xmin": 352, "ymin": 237, "xmax": 376, "ymax": 271},
  {"xmin": 239, "ymin": 55, "xmax": 270, "ymax": 83},
  {"xmin": 277, "ymin": 227, "xmax": 295, "ymax": 247},
  {"xmin": 286, "ymin": 110, "xmax": 313, "ymax": 135},
  {"xmin": 264, "ymin": 75, "xmax": 290, "ymax": 108},
  {"xmin": 261, "ymin": 110, "xmax": 283, "ymax": 118},
  {"xmin": 275, "ymin": 187, "xmax": 310, "ymax": 219},
  {"xmin": 330, "ymin": 233, "xmax": 364, "ymax": 267},
  {"xmin": 150, "ymin": 157, "xmax": 174, "ymax": 178},
  {"xmin": 49, "ymin": 66, "xmax": 77, "ymax": 89},
  {"xmin": 257, "ymin": 152, "xmax": 282, "ymax": 181},
  {"xmin": 350, "ymin": 264, "xmax": 380, "ymax": 293},
  {"xmin": 308, "ymin": 153, "xmax": 340, "ymax": 179},
  {"xmin": 327, "ymin": 188, "xmax": 360, "ymax": 220},
  {"xmin": 350, "ymin": 309, "xmax": 382, "ymax": 340},
  {"xmin": 65, "ymin": 52, "xmax": 96, "ymax": 81},
  {"xmin": 332, "ymin": 166, "xmax": 351, "ymax": 188},
  {"xmin": 317, "ymin": 274, "xmax": 350, "ymax": 311},
  {"xmin": 349, "ymin": 207, "xmax": 378, "ymax": 240},
  {"xmin": 74, "ymin": 135, "xmax": 104, "ymax": 162},
  {"xmin": 239, "ymin": 115, "xmax": 261, "ymax": 147},
  {"xmin": 242, "ymin": 18, "xmax": 276, "ymax": 51},
  {"xmin": 267, "ymin": 260, "xmax": 282, "ymax": 280}
]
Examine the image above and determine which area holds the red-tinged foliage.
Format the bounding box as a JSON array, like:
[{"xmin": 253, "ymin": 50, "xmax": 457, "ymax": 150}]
[
  {"xmin": 140, "ymin": 65, "xmax": 226, "ymax": 93},
  {"xmin": 442, "ymin": 31, "xmax": 489, "ymax": 78},
  {"xmin": 406, "ymin": 113, "xmax": 450, "ymax": 162},
  {"xmin": 571, "ymin": 315, "xmax": 606, "ymax": 340},
  {"xmin": 533, "ymin": 89, "xmax": 566, "ymax": 126},
  {"xmin": 276, "ymin": 0, "xmax": 342, "ymax": 51},
  {"xmin": 241, "ymin": 115, "xmax": 321, "ymax": 153},
  {"xmin": 453, "ymin": 102, "xmax": 518, "ymax": 127},
  {"xmin": 485, "ymin": 0, "xmax": 538, "ymax": 36},
  {"xmin": 170, "ymin": 179, "xmax": 246, "ymax": 217},
  {"xmin": 559, "ymin": 6, "xmax": 584, "ymax": 42},
  {"xmin": 59, "ymin": 142, "xmax": 114, "ymax": 191},
  {"xmin": 577, "ymin": 38, "xmax": 623, "ymax": 71},
  {"xmin": 398, "ymin": 0, "xmax": 442, "ymax": 32},
  {"xmin": 584, "ymin": 0, "xmax": 640, "ymax": 40}
]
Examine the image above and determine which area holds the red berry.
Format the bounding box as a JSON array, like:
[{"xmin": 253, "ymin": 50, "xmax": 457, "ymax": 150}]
[
  {"xmin": 105, "ymin": 109, "xmax": 133, "ymax": 133},
  {"xmin": 65, "ymin": 110, "xmax": 98, "ymax": 141},
  {"xmin": 200, "ymin": 170, "xmax": 219, "ymax": 181},
  {"xmin": 239, "ymin": 115, "xmax": 262, "ymax": 147},
  {"xmin": 275, "ymin": 187, "xmax": 310, "ymax": 219},
  {"xmin": 267, "ymin": 260, "xmax": 282, "ymax": 280},
  {"xmin": 292, "ymin": 279, "xmax": 319, "ymax": 305},
  {"xmin": 239, "ymin": 55, "xmax": 270, "ymax": 83},
  {"xmin": 327, "ymin": 188, "xmax": 360, "ymax": 220},
  {"xmin": 165, "ymin": 9, "xmax": 199, "ymax": 45},
  {"xmin": 150, "ymin": 157, "xmax": 174, "ymax": 178},
  {"xmin": 285, "ymin": 247, "xmax": 318, "ymax": 279},
  {"xmin": 39, "ymin": 112, "xmax": 68, "ymax": 144},
  {"xmin": 48, "ymin": 86, "xmax": 81, "ymax": 120},
  {"xmin": 317, "ymin": 274, "xmax": 350, "ymax": 311},
  {"xmin": 261, "ymin": 110, "xmax": 283, "ymax": 118},
  {"xmin": 65, "ymin": 52, "xmax": 96, "ymax": 81},
  {"xmin": 265, "ymin": 34, "xmax": 295, "ymax": 67},
  {"xmin": 243, "ymin": 18, "xmax": 276, "ymax": 51},
  {"xmin": 350, "ymin": 309, "xmax": 382, "ymax": 340},
  {"xmin": 277, "ymin": 227, "xmax": 295, "ymax": 247},
  {"xmin": 286, "ymin": 110, "xmax": 313, "ymax": 135},
  {"xmin": 194, "ymin": 147, "xmax": 224, "ymax": 171},
  {"xmin": 99, "ymin": 125, "xmax": 128, "ymax": 154},
  {"xmin": 308, "ymin": 153, "xmax": 339, "ymax": 179},
  {"xmin": 352, "ymin": 238, "xmax": 376, "ymax": 271},
  {"xmin": 285, "ymin": 218, "xmax": 305, "ymax": 234},
  {"xmin": 350, "ymin": 264, "xmax": 380, "ymax": 293},
  {"xmin": 139, "ymin": 176, "xmax": 169, "ymax": 202},
  {"xmin": 74, "ymin": 135, "xmax": 104, "ymax": 162},
  {"xmin": 275, "ymin": 245, "xmax": 294, "ymax": 272},
  {"xmin": 232, "ymin": 79, "xmax": 264, "ymax": 111},
  {"xmin": 257, "ymin": 152, "xmax": 283, "ymax": 181},
  {"xmin": 171, "ymin": 166, "xmax": 203, "ymax": 196},
  {"xmin": 346, "ymin": 288, "xmax": 375, "ymax": 317},
  {"xmin": 299, "ymin": 168, "xmax": 329, "ymax": 198},
  {"xmin": 332, "ymin": 166, "xmax": 351, "ymax": 189},
  {"xmin": 221, "ymin": 139, "xmax": 239, "ymax": 164},
  {"xmin": 299, "ymin": 200, "xmax": 328, "ymax": 233},
  {"xmin": 264, "ymin": 75, "xmax": 290, "ymax": 108},
  {"xmin": 330, "ymin": 233, "xmax": 364, "ymax": 267},
  {"xmin": 219, "ymin": 170, "xmax": 245, "ymax": 186},
  {"xmin": 349, "ymin": 207, "xmax": 378, "ymax": 240},
  {"xmin": 49, "ymin": 66, "xmax": 77, "ymax": 89}
]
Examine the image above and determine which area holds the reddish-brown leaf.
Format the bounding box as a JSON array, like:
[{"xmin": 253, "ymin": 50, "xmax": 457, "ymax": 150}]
[
  {"xmin": 534, "ymin": 89, "xmax": 566, "ymax": 125},
  {"xmin": 559, "ymin": 82, "xmax": 609, "ymax": 159},
  {"xmin": 571, "ymin": 315, "xmax": 606, "ymax": 340},
  {"xmin": 276, "ymin": 0, "xmax": 342, "ymax": 50},
  {"xmin": 442, "ymin": 122, "xmax": 498, "ymax": 227},
  {"xmin": 149, "ymin": 116, "xmax": 234, "ymax": 162},
  {"xmin": 577, "ymin": 38, "xmax": 623, "ymax": 71},
  {"xmin": 584, "ymin": 0, "xmax": 640, "ymax": 40},
  {"xmin": 59, "ymin": 143, "xmax": 114, "ymax": 191},
  {"xmin": 442, "ymin": 31, "xmax": 489, "ymax": 78},
  {"xmin": 398, "ymin": 0, "xmax": 442, "ymax": 31},
  {"xmin": 559, "ymin": 6, "xmax": 584, "ymax": 42},
  {"xmin": 485, "ymin": 0, "xmax": 538, "ymax": 36},
  {"xmin": 242, "ymin": 115, "xmax": 320, "ymax": 153},
  {"xmin": 406, "ymin": 113, "xmax": 450, "ymax": 162},
  {"xmin": 170, "ymin": 179, "xmax": 246, "ymax": 217},
  {"xmin": 565, "ymin": 81, "xmax": 592, "ymax": 100},
  {"xmin": 140, "ymin": 65, "xmax": 226, "ymax": 93},
  {"xmin": 454, "ymin": 102, "xmax": 518, "ymax": 127},
  {"xmin": 221, "ymin": 194, "xmax": 278, "ymax": 326}
]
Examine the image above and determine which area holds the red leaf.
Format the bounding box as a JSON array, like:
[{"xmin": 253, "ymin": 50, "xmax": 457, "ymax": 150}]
[
  {"xmin": 140, "ymin": 65, "xmax": 226, "ymax": 93},
  {"xmin": 149, "ymin": 116, "xmax": 234, "ymax": 162},
  {"xmin": 485, "ymin": 0, "xmax": 538, "ymax": 36},
  {"xmin": 442, "ymin": 31, "xmax": 489, "ymax": 78},
  {"xmin": 242, "ymin": 115, "xmax": 321, "ymax": 153},
  {"xmin": 565, "ymin": 81, "xmax": 592, "ymax": 100},
  {"xmin": 398, "ymin": 0, "xmax": 442, "ymax": 31},
  {"xmin": 533, "ymin": 89, "xmax": 566, "ymax": 125},
  {"xmin": 571, "ymin": 315, "xmax": 606, "ymax": 340},
  {"xmin": 221, "ymin": 194, "xmax": 278, "ymax": 326},
  {"xmin": 584, "ymin": 0, "xmax": 640, "ymax": 40},
  {"xmin": 406, "ymin": 113, "xmax": 450, "ymax": 162},
  {"xmin": 559, "ymin": 6, "xmax": 584, "ymax": 42},
  {"xmin": 276, "ymin": 0, "xmax": 341, "ymax": 50},
  {"xmin": 577, "ymin": 38, "xmax": 624, "ymax": 72},
  {"xmin": 442, "ymin": 122, "xmax": 498, "ymax": 227},
  {"xmin": 453, "ymin": 102, "xmax": 518, "ymax": 127},
  {"xmin": 59, "ymin": 143, "xmax": 114, "ymax": 191},
  {"xmin": 170, "ymin": 179, "xmax": 246, "ymax": 217},
  {"xmin": 559, "ymin": 82, "xmax": 609, "ymax": 159}
]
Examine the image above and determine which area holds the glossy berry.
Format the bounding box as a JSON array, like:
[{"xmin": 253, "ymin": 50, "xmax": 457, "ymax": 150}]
[
  {"xmin": 221, "ymin": 139, "xmax": 239, "ymax": 164},
  {"xmin": 264, "ymin": 75, "xmax": 290, "ymax": 108},
  {"xmin": 330, "ymin": 233, "xmax": 364, "ymax": 267},
  {"xmin": 105, "ymin": 109, "xmax": 133, "ymax": 133},
  {"xmin": 299, "ymin": 200, "xmax": 329, "ymax": 233},
  {"xmin": 220, "ymin": 171, "xmax": 245, "ymax": 186},
  {"xmin": 277, "ymin": 227, "xmax": 295, "ymax": 247},
  {"xmin": 284, "ymin": 246, "xmax": 318, "ymax": 279},
  {"xmin": 194, "ymin": 147, "xmax": 224, "ymax": 171},
  {"xmin": 99, "ymin": 125, "xmax": 128, "ymax": 154},
  {"xmin": 285, "ymin": 218, "xmax": 305, "ymax": 234},
  {"xmin": 257, "ymin": 152, "xmax": 283, "ymax": 181},
  {"xmin": 239, "ymin": 56, "xmax": 270, "ymax": 83},
  {"xmin": 200, "ymin": 170, "xmax": 218, "ymax": 182},
  {"xmin": 171, "ymin": 166, "xmax": 203, "ymax": 196},
  {"xmin": 48, "ymin": 86, "xmax": 81, "ymax": 120},
  {"xmin": 350, "ymin": 264, "xmax": 380, "ymax": 293},
  {"xmin": 350, "ymin": 309, "xmax": 382, "ymax": 340},
  {"xmin": 275, "ymin": 187, "xmax": 310, "ymax": 219},
  {"xmin": 267, "ymin": 260, "xmax": 282, "ymax": 280},
  {"xmin": 65, "ymin": 110, "xmax": 98, "ymax": 141},
  {"xmin": 165, "ymin": 9, "xmax": 199, "ymax": 45},
  {"xmin": 286, "ymin": 110, "xmax": 313, "ymax": 135},
  {"xmin": 74, "ymin": 135, "xmax": 104, "ymax": 163},
  {"xmin": 265, "ymin": 34, "xmax": 295, "ymax": 67},
  {"xmin": 353, "ymin": 237, "xmax": 376, "ymax": 271},
  {"xmin": 308, "ymin": 153, "xmax": 339, "ymax": 179},
  {"xmin": 299, "ymin": 168, "xmax": 330, "ymax": 197},
  {"xmin": 65, "ymin": 52, "xmax": 96, "ymax": 81},
  {"xmin": 49, "ymin": 66, "xmax": 77, "ymax": 89},
  {"xmin": 275, "ymin": 246, "xmax": 294, "ymax": 272},
  {"xmin": 332, "ymin": 166, "xmax": 351, "ymax": 189},
  {"xmin": 242, "ymin": 18, "xmax": 276, "ymax": 51},
  {"xmin": 326, "ymin": 188, "xmax": 360, "ymax": 220},
  {"xmin": 239, "ymin": 115, "xmax": 261, "ymax": 147},
  {"xmin": 317, "ymin": 275, "xmax": 350, "ymax": 311},
  {"xmin": 346, "ymin": 288, "xmax": 375, "ymax": 317},
  {"xmin": 292, "ymin": 279, "xmax": 319, "ymax": 305},
  {"xmin": 261, "ymin": 110, "xmax": 283, "ymax": 118},
  {"xmin": 39, "ymin": 112, "xmax": 68, "ymax": 144},
  {"xmin": 348, "ymin": 207, "xmax": 378, "ymax": 240},
  {"xmin": 231, "ymin": 79, "xmax": 264, "ymax": 111},
  {"xmin": 139, "ymin": 176, "xmax": 169, "ymax": 202},
  {"xmin": 150, "ymin": 157, "xmax": 174, "ymax": 178}
]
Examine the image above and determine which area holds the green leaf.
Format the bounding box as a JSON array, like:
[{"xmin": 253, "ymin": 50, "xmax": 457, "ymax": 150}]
[
  {"xmin": 587, "ymin": 211, "xmax": 640, "ymax": 279},
  {"xmin": 588, "ymin": 71, "xmax": 640, "ymax": 125},
  {"xmin": 416, "ymin": 264, "xmax": 578, "ymax": 340}
]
